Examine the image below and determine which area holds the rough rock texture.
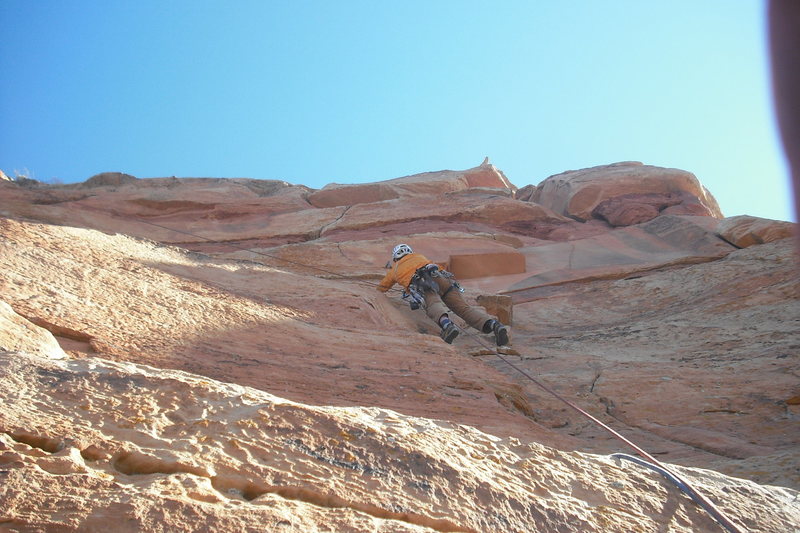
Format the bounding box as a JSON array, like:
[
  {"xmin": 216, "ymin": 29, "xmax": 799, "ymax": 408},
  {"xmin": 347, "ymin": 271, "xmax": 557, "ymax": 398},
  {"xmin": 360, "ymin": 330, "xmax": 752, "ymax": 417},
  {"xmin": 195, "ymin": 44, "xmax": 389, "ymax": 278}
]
[
  {"xmin": 5, "ymin": 345, "xmax": 796, "ymax": 533},
  {"xmin": 475, "ymin": 295, "xmax": 514, "ymax": 326},
  {"xmin": 504, "ymin": 216, "xmax": 736, "ymax": 297},
  {"xmin": 499, "ymin": 239, "xmax": 799, "ymax": 482},
  {"xmin": 307, "ymin": 161, "xmax": 515, "ymax": 209},
  {"xmin": 82, "ymin": 171, "xmax": 139, "ymax": 187},
  {"xmin": 449, "ymin": 251, "xmax": 526, "ymax": 280},
  {"xmin": 0, "ymin": 161, "xmax": 798, "ymax": 532},
  {"xmin": 533, "ymin": 162, "xmax": 724, "ymax": 224},
  {"xmin": 716, "ymin": 215, "xmax": 797, "ymax": 248},
  {"xmin": 592, "ymin": 192, "xmax": 693, "ymax": 227},
  {"xmin": 1, "ymin": 349, "xmax": 795, "ymax": 533},
  {"xmin": 0, "ymin": 300, "xmax": 65, "ymax": 360},
  {"xmin": 514, "ymin": 184, "xmax": 537, "ymax": 202}
]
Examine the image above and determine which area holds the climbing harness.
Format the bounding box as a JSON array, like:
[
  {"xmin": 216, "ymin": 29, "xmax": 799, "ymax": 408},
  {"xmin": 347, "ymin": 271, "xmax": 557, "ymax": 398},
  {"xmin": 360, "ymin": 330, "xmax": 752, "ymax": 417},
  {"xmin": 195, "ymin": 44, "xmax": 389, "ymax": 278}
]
[
  {"xmin": 401, "ymin": 288, "xmax": 424, "ymax": 310},
  {"xmin": 402, "ymin": 264, "xmax": 464, "ymax": 310},
  {"xmin": 402, "ymin": 264, "xmax": 440, "ymax": 310},
  {"xmin": 436, "ymin": 268, "xmax": 464, "ymax": 298}
]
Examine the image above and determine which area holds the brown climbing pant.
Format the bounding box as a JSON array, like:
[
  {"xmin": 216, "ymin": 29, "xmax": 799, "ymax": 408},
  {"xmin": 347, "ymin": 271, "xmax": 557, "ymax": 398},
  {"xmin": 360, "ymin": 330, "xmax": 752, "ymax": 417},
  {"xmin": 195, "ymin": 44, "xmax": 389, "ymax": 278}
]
[{"xmin": 422, "ymin": 277, "xmax": 492, "ymax": 331}]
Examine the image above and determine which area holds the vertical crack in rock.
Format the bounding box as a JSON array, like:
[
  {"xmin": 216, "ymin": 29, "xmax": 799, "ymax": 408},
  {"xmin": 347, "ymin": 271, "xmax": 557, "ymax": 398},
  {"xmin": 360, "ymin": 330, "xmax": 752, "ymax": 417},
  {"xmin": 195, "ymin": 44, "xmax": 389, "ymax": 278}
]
[
  {"xmin": 567, "ymin": 242, "xmax": 576, "ymax": 269},
  {"xmin": 589, "ymin": 371, "xmax": 602, "ymax": 394},
  {"xmin": 313, "ymin": 205, "xmax": 352, "ymax": 240}
]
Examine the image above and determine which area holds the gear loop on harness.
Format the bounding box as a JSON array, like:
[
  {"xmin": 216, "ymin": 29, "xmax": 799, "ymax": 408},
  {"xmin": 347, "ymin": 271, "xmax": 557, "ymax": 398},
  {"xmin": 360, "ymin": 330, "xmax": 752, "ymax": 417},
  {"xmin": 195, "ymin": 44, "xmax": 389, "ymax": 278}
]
[
  {"xmin": 403, "ymin": 264, "xmax": 440, "ymax": 310},
  {"xmin": 437, "ymin": 268, "xmax": 465, "ymax": 298},
  {"xmin": 402, "ymin": 264, "xmax": 465, "ymax": 310}
]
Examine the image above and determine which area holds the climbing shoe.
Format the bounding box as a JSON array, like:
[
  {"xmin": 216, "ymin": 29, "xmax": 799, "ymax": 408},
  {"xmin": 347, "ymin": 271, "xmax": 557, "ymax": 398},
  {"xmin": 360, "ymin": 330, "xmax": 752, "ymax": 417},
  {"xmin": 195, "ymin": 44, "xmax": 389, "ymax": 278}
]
[
  {"xmin": 484, "ymin": 319, "xmax": 509, "ymax": 346},
  {"xmin": 493, "ymin": 323, "xmax": 509, "ymax": 346},
  {"xmin": 440, "ymin": 321, "xmax": 460, "ymax": 344}
]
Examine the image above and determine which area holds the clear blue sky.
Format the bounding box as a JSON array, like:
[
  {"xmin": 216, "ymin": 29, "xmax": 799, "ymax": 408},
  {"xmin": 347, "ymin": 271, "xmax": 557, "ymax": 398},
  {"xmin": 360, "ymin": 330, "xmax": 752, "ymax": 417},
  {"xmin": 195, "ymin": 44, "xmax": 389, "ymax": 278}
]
[{"xmin": 1, "ymin": 1, "xmax": 794, "ymax": 222}]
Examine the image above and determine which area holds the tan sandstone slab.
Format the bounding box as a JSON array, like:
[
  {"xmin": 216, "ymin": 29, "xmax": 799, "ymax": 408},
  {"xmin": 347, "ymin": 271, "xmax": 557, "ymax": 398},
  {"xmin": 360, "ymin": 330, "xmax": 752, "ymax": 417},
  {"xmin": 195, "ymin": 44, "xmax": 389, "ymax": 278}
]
[
  {"xmin": 306, "ymin": 162, "xmax": 515, "ymax": 208},
  {"xmin": 716, "ymin": 214, "xmax": 796, "ymax": 248},
  {"xmin": 3, "ymin": 348, "xmax": 794, "ymax": 532},
  {"xmin": 449, "ymin": 251, "xmax": 526, "ymax": 280},
  {"xmin": 503, "ymin": 215, "xmax": 735, "ymax": 301}
]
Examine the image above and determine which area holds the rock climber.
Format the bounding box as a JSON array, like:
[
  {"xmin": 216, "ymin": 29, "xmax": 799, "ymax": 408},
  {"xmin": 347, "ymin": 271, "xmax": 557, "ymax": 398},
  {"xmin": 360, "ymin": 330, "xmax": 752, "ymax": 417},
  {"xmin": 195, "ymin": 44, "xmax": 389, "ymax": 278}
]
[{"xmin": 377, "ymin": 243, "xmax": 510, "ymax": 345}]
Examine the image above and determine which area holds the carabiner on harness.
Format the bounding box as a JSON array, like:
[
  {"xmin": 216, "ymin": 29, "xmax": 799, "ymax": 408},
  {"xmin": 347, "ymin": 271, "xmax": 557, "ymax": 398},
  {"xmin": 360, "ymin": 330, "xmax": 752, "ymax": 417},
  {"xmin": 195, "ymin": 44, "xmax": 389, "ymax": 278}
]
[
  {"xmin": 404, "ymin": 264, "xmax": 441, "ymax": 310},
  {"xmin": 437, "ymin": 268, "xmax": 464, "ymax": 293}
]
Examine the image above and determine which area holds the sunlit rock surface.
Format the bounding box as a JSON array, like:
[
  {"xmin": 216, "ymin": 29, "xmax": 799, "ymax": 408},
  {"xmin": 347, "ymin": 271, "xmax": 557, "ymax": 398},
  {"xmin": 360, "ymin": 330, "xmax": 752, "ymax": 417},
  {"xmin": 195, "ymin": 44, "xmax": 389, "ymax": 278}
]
[
  {"xmin": 716, "ymin": 214, "xmax": 796, "ymax": 248},
  {"xmin": 1, "ymin": 161, "xmax": 797, "ymax": 532},
  {"xmin": 532, "ymin": 162, "xmax": 723, "ymax": 224}
]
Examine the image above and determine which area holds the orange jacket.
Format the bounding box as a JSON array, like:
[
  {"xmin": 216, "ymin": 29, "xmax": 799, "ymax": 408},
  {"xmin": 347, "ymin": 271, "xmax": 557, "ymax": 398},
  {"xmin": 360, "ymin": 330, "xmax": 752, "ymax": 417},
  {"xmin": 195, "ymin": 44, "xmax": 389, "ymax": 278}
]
[{"xmin": 378, "ymin": 252, "xmax": 437, "ymax": 292}]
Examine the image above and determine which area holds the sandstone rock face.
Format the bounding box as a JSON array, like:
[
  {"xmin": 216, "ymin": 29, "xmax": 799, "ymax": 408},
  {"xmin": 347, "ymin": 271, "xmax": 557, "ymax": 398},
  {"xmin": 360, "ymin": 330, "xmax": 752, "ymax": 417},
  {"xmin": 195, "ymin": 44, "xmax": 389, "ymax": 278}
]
[
  {"xmin": 533, "ymin": 162, "xmax": 724, "ymax": 224},
  {"xmin": 82, "ymin": 171, "xmax": 139, "ymax": 187},
  {"xmin": 591, "ymin": 191, "xmax": 700, "ymax": 226},
  {"xmin": 3, "ymin": 349, "xmax": 794, "ymax": 533},
  {"xmin": 514, "ymin": 183, "xmax": 537, "ymax": 202},
  {"xmin": 307, "ymin": 162, "xmax": 515, "ymax": 209},
  {"xmin": 448, "ymin": 251, "xmax": 526, "ymax": 279},
  {"xmin": 0, "ymin": 163, "xmax": 798, "ymax": 532},
  {"xmin": 716, "ymin": 214, "xmax": 797, "ymax": 248},
  {"xmin": 505, "ymin": 215, "xmax": 736, "ymax": 298},
  {"xmin": 476, "ymin": 294, "xmax": 514, "ymax": 325},
  {"xmin": 0, "ymin": 300, "xmax": 66, "ymax": 360},
  {"xmin": 501, "ymin": 239, "xmax": 798, "ymax": 484}
]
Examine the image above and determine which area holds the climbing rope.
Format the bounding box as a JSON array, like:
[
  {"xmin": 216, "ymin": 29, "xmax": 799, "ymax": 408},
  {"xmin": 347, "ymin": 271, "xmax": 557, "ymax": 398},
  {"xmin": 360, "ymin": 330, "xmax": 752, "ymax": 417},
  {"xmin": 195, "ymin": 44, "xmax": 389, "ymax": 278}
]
[{"xmin": 459, "ymin": 328, "xmax": 746, "ymax": 533}]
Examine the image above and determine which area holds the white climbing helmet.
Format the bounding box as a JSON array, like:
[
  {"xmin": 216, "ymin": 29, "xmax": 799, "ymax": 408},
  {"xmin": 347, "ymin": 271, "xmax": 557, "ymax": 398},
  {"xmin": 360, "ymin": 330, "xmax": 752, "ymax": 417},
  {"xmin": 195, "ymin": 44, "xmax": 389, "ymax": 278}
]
[{"xmin": 392, "ymin": 243, "xmax": 413, "ymax": 261}]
